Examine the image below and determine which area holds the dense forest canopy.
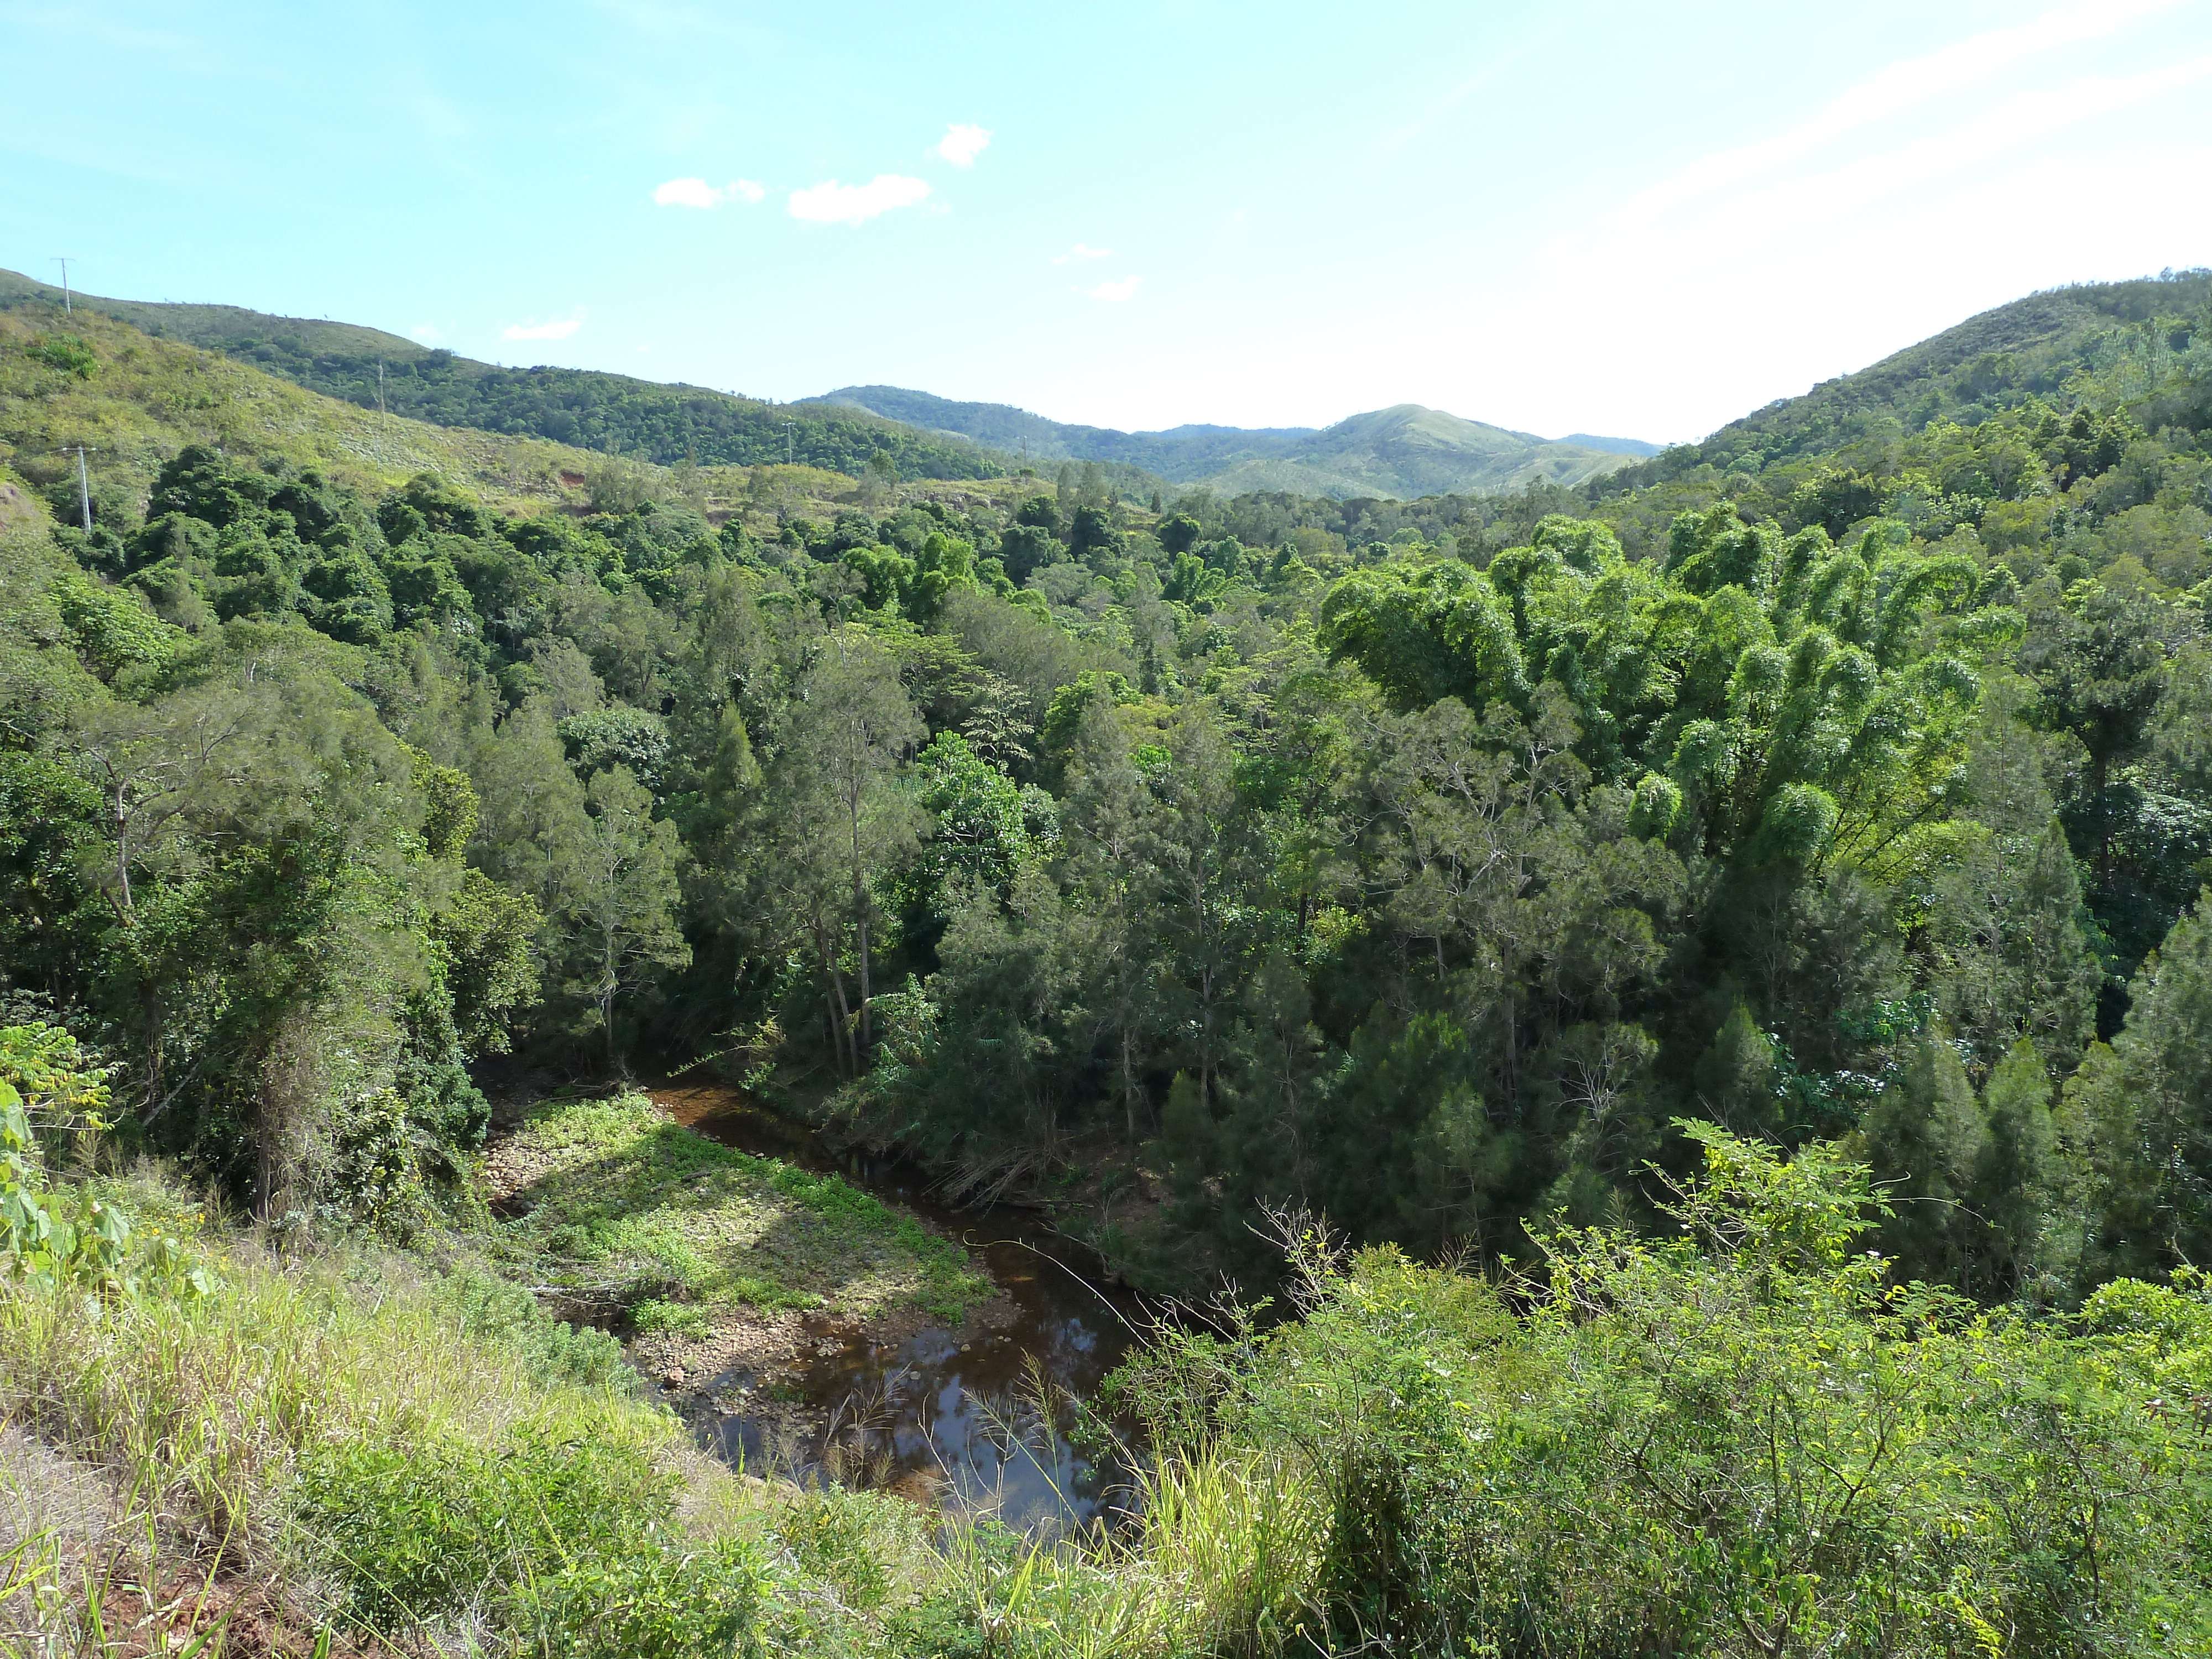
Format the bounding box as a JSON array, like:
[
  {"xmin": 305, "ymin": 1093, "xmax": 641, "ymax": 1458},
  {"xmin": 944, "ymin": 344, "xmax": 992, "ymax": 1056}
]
[{"xmin": 2, "ymin": 270, "xmax": 2210, "ymax": 1314}]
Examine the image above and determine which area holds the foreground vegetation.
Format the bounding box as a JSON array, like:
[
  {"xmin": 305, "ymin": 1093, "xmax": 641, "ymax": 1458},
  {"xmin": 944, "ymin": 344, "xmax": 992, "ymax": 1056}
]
[{"xmin": 6, "ymin": 1027, "xmax": 2208, "ymax": 1655}]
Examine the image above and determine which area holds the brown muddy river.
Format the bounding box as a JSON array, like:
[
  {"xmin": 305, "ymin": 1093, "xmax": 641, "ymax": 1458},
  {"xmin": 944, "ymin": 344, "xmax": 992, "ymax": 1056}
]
[{"xmin": 651, "ymin": 1080, "xmax": 1149, "ymax": 1532}]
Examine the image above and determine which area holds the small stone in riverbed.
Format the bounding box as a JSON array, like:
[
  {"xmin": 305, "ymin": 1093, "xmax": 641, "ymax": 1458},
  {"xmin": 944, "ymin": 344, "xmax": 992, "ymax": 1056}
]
[{"xmin": 662, "ymin": 1367, "xmax": 685, "ymax": 1388}]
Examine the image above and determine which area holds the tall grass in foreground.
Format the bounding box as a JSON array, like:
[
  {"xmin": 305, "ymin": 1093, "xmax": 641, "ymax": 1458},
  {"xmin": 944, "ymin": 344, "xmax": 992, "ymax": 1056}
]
[
  {"xmin": 24, "ymin": 1127, "xmax": 2200, "ymax": 1656},
  {"xmin": 0, "ymin": 1232, "xmax": 644, "ymax": 1566},
  {"xmin": 0, "ymin": 1205, "xmax": 786, "ymax": 1656},
  {"xmin": 0, "ymin": 1183, "xmax": 1334, "ymax": 1658},
  {"xmin": 955, "ymin": 1452, "xmax": 1327, "ymax": 1659}
]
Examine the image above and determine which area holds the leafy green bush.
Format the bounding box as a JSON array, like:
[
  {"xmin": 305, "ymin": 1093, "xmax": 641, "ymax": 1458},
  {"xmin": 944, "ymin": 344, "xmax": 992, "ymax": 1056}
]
[
  {"xmin": 23, "ymin": 332, "xmax": 97, "ymax": 378},
  {"xmin": 510, "ymin": 1535, "xmax": 769, "ymax": 1659},
  {"xmin": 428, "ymin": 1266, "xmax": 632, "ymax": 1390},
  {"xmin": 296, "ymin": 1431, "xmax": 770, "ymax": 1655},
  {"xmin": 1, "ymin": 1024, "xmax": 137, "ymax": 1295},
  {"xmin": 632, "ymin": 1295, "xmax": 712, "ymax": 1337},
  {"xmin": 1112, "ymin": 1127, "xmax": 2212, "ymax": 1656}
]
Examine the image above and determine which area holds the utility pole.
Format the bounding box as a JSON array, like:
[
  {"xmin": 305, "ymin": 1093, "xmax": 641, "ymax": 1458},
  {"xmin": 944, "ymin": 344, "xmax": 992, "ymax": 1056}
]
[
  {"xmin": 782, "ymin": 419, "xmax": 796, "ymax": 467},
  {"xmin": 377, "ymin": 359, "xmax": 387, "ymax": 418},
  {"xmin": 68, "ymin": 446, "xmax": 96, "ymax": 529},
  {"xmin": 50, "ymin": 258, "xmax": 73, "ymax": 314}
]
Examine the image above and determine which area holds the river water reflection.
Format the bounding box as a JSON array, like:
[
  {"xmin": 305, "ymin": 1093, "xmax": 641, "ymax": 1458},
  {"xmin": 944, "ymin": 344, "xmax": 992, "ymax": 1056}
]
[{"xmin": 651, "ymin": 1080, "xmax": 1146, "ymax": 1531}]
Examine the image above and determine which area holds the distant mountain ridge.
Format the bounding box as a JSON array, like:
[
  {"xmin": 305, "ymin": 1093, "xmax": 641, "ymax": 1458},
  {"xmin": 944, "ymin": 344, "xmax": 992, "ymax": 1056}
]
[
  {"xmin": 0, "ymin": 266, "xmax": 1657, "ymax": 499},
  {"xmin": 804, "ymin": 385, "xmax": 1648, "ymax": 499},
  {"xmin": 1562, "ymin": 433, "xmax": 1663, "ymax": 457},
  {"xmin": 0, "ymin": 269, "xmax": 1012, "ymax": 483}
]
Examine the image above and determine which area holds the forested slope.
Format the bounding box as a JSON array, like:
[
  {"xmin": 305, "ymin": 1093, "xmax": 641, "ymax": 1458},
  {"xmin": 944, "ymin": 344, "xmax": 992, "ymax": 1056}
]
[
  {"xmin": 4, "ymin": 266, "xmax": 2210, "ymax": 1308},
  {"xmin": 1603, "ymin": 269, "xmax": 2212, "ymax": 491},
  {"xmin": 807, "ymin": 382, "xmax": 1316, "ymax": 472},
  {"xmin": 6, "ymin": 266, "xmax": 2212, "ymax": 1655},
  {"xmin": 0, "ymin": 267, "xmax": 1016, "ymax": 481}
]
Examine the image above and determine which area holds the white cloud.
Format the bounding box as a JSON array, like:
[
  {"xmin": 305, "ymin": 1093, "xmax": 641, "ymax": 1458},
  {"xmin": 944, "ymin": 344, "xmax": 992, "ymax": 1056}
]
[
  {"xmin": 932, "ymin": 122, "xmax": 992, "ymax": 167},
  {"xmin": 1621, "ymin": 0, "xmax": 2181, "ymax": 226},
  {"xmin": 1084, "ymin": 275, "xmax": 1142, "ymax": 302},
  {"xmin": 503, "ymin": 313, "xmax": 584, "ymax": 341},
  {"xmin": 787, "ymin": 174, "xmax": 931, "ymax": 225},
  {"xmin": 1053, "ymin": 242, "xmax": 1111, "ymax": 264},
  {"xmin": 1710, "ymin": 58, "xmax": 2212, "ymax": 237},
  {"xmin": 653, "ymin": 176, "xmax": 765, "ymax": 208},
  {"xmin": 408, "ymin": 324, "xmax": 441, "ymax": 343}
]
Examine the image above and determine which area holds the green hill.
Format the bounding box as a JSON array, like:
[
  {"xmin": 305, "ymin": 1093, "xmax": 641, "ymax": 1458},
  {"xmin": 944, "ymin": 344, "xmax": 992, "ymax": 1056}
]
[
  {"xmin": 0, "ymin": 270, "xmax": 1644, "ymax": 503},
  {"xmin": 0, "ymin": 288, "xmax": 623, "ymax": 523},
  {"xmin": 804, "ymin": 383, "xmax": 1317, "ymax": 477},
  {"xmin": 807, "ymin": 385, "xmax": 1641, "ymax": 499},
  {"xmin": 0, "ymin": 268, "xmax": 1013, "ymax": 482},
  {"xmin": 1197, "ymin": 404, "xmax": 1637, "ymax": 498},
  {"xmin": 1560, "ymin": 431, "xmax": 1662, "ymax": 457},
  {"xmin": 1601, "ymin": 269, "xmax": 2212, "ymax": 494}
]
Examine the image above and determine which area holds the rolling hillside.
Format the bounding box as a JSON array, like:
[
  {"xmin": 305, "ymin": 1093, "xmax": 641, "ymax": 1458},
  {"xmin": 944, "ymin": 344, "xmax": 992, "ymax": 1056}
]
[
  {"xmin": 802, "ymin": 383, "xmax": 1319, "ymax": 474},
  {"xmin": 1192, "ymin": 404, "xmax": 1640, "ymax": 498},
  {"xmin": 0, "ymin": 268, "xmax": 1013, "ymax": 483},
  {"xmin": 0, "ymin": 294, "xmax": 610, "ymax": 521},
  {"xmin": 0, "ymin": 268, "xmax": 1650, "ymax": 503},
  {"xmin": 807, "ymin": 385, "xmax": 1644, "ymax": 498},
  {"xmin": 1600, "ymin": 269, "xmax": 2212, "ymax": 494}
]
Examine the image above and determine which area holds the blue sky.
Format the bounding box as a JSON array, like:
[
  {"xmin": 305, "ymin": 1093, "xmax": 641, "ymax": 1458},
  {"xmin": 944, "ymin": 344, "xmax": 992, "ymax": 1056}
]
[{"xmin": 4, "ymin": 0, "xmax": 2210, "ymax": 442}]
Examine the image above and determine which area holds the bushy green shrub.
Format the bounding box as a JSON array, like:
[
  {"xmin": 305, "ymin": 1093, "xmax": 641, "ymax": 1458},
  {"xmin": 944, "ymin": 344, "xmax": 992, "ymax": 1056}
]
[
  {"xmin": 296, "ymin": 1431, "xmax": 769, "ymax": 1657},
  {"xmin": 510, "ymin": 1535, "xmax": 768, "ymax": 1659},
  {"xmin": 1111, "ymin": 1126, "xmax": 2212, "ymax": 1656},
  {"xmin": 428, "ymin": 1266, "xmax": 632, "ymax": 1390},
  {"xmin": 294, "ymin": 1436, "xmax": 656, "ymax": 1624},
  {"xmin": 632, "ymin": 1295, "xmax": 712, "ymax": 1337}
]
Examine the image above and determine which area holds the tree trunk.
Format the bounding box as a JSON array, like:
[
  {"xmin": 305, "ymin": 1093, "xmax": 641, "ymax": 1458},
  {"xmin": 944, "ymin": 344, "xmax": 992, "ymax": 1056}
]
[
  {"xmin": 601, "ymin": 919, "xmax": 620, "ymax": 1072},
  {"xmin": 1122, "ymin": 1027, "xmax": 1139, "ymax": 1147},
  {"xmin": 1503, "ymin": 989, "xmax": 1519, "ymax": 1104},
  {"xmin": 856, "ymin": 909, "xmax": 873, "ymax": 1065},
  {"xmin": 819, "ymin": 928, "xmax": 858, "ymax": 1079}
]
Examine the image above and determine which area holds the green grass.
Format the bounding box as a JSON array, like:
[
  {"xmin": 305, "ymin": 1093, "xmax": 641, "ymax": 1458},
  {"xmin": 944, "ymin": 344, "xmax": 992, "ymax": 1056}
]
[
  {"xmin": 0, "ymin": 1187, "xmax": 789, "ymax": 1653},
  {"xmin": 0, "ymin": 300, "xmax": 621, "ymax": 529},
  {"xmin": 489, "ymin": 1091, "xmax": 993, "ymax": 1327},
  {"xmin": 0, "ymin": 1159, "xmax": 1315, "ymax": 1658}
]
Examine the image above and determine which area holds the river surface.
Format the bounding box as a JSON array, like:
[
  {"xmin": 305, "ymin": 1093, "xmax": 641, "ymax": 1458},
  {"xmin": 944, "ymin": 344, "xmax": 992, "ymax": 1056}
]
[{"xmin": 650, "ymin": 1079, "xmax": 1147, "ymax": 1532}]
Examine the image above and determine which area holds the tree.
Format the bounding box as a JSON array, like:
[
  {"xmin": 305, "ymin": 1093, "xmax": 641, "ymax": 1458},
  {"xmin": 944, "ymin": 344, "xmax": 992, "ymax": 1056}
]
[
  {"xmin": 2060, "ymin": 889, "xmax": 2212, "ymax": 1284},
  {"xmin": 557, "ymin": 766, "xmax": 689, "ymax": 1068},
  {"xmin": 761, "ymin": 629, "xmax": 922, "ymax": 1075},
  {"xmin": 1058, "ymin": 698, "xmax": 1169, "ymax": 1146},
  {"xmin": 69, "ymin": 682, "xmax": 265, "ymax": 921},
  {"xmin": 469, "ymin": 702, "xmax": 591, "ymax": 917},
  {"xmin": 1860, "ymin": 1031, "xmax": 1987, "ymax": 1286}
]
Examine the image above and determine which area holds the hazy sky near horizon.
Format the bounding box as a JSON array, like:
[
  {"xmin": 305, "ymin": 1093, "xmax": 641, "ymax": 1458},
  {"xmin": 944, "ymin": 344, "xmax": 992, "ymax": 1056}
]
[{"xmin": 4, "ymin": 0, "xmax": 2210, "ymax": 444}]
